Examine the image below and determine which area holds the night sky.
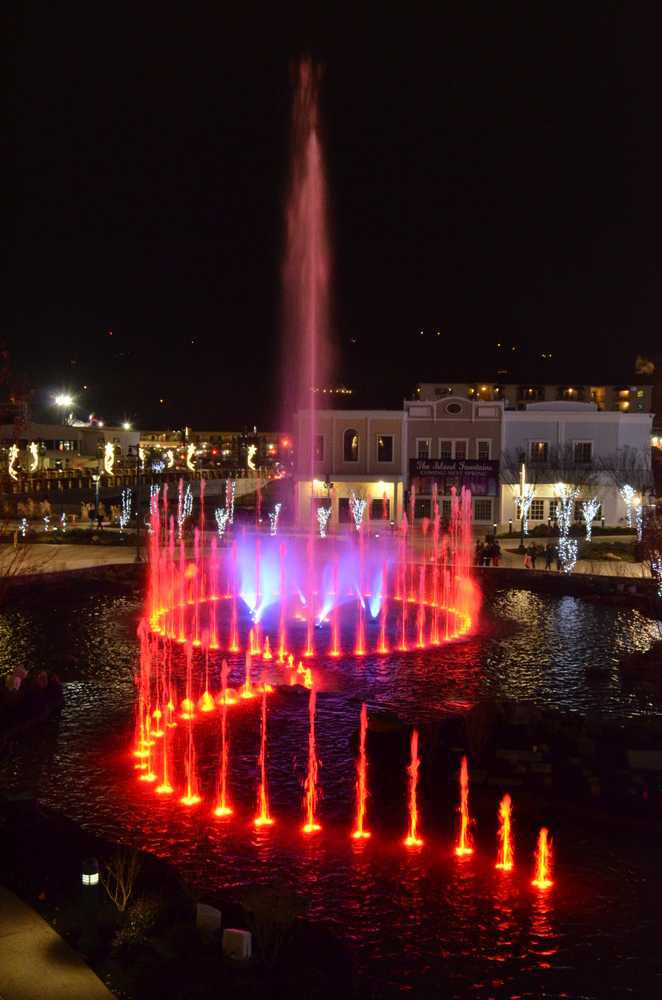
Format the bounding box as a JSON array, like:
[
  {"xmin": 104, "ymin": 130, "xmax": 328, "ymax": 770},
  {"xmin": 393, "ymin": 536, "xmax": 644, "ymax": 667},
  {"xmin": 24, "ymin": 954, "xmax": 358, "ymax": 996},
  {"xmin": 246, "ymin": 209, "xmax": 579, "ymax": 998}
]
[{"xmin": 7, "ymin": 6, "xmax": 662, "ymax": 430}]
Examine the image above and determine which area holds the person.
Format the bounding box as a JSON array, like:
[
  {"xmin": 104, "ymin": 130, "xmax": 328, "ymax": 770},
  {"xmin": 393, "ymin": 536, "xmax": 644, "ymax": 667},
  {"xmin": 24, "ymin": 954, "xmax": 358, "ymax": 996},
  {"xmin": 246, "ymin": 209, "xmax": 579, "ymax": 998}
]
[
  {"xmin": 523, "ymin": 547, "xmax": 532, "ymax": 570},
  {"xmin": 530, "ymin": 545, "xmax": 538, "ymax": 570},
  {"xmin": 544, "ymin": 543, "xmax": 554, "ymax": 570},
  {"xmin": 475, "ymin": 540, "xmax": 484, "ymax": 565},
  {"xmin": 96, "ymin": 510, "xmax": 104, "ymax": 530},
  {"xmin": 491, "ymin": 539, "xmax": 501, "ymax": 567},
  {"xmin": 555, "ymin": 547, "xmax": 562, "ymax": 572},
  {"xmin": 484, "ymin": 543, "xmax": 493, "ymax": 567}
]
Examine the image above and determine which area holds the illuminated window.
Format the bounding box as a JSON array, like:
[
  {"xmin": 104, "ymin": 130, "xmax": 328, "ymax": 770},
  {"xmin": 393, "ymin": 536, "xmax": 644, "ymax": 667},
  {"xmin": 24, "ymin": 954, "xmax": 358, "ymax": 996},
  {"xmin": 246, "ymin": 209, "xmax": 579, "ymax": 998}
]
[
  {"xmin": 477, "ymin": 439, "xmax": 491, "ymax": 460},
  {"xmin": 530, "ymin": 499, "xmax": 545, "ymax": 520},
  {"xmin": 343, "ymin": 429, "xmax": 359, "ymax": 462},
  {"xmin": 529, "ymin": 441, "xmax": 548, "ymax": 463},
  {"xmin": 377, "ymin": 435, "xmax": 393, "ymax": 462}
]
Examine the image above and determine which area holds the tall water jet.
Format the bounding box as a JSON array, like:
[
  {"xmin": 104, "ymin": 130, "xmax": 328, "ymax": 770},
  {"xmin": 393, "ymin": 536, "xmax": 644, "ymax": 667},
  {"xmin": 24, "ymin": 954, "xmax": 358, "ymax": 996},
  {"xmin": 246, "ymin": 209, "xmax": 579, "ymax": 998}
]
[
  {"xmin": 455, "ymin": 755, "xmax": 473, "ymax": 856},
  {"xmin": 214, "ymin": 659, "xmax": 232, "ymax": 817},
  {"xmin": 532, "ymin": 828, "xmax": 553, "ymax": 889},
  {"xmin": 352, "ymin": 702, "xmax": 370, "ymax": 840},
  {"xmin": 302, "ymin": 686, "xmax": 321, "ymax": 833},
  {"xmin": 282, "ymin": 58, "xmax": 333, "ymax": 517},
  {"xmin": 404, "ymin": 728, "xmax": 423, "ymax": 847},
  {"xmin": 496, "ymin": 793, "xmax": 514, "ymax": 870},
  {"xmin": 254, "ymin": 688, "xmax": 274, "ymax": 827}
]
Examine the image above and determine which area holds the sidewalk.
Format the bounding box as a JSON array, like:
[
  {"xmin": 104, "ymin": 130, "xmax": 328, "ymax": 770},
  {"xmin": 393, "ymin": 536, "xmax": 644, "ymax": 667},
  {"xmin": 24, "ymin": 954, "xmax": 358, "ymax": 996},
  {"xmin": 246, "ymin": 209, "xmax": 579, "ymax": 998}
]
[{"xmin": 0, "ymin": 885, "xmax": 114, "ymax": 999}]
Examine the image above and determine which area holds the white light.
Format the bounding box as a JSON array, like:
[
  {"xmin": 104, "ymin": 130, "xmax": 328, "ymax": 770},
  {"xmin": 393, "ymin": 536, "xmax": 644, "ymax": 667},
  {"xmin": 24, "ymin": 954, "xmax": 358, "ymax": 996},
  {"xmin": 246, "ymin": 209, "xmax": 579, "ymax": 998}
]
[
  {"xmin": 226, "ymin": 479, "xmax": 236, "ymax": 524},
  {"xmin": 55, "ymin": 393, "xmax": 73, "ymax": 408},
  {"xmin": 165, "ymin": 449, "xmax": 175, "ymax": 469},
  {"xmin": 28, "ymin": 442, "xmax": 39, "ymax": 473},
  {"xmin": 103, "ymin": 442, "xmax": 115, "ymax": 475},
  {"xmin": 215, "ymin": 506, "xmax": 230, "ymax": 538},
  {"xmin": 8, "ymin": 444, "xmax": 19, "ymax": 481},
  {"xmin": 247, "ymin": 444, "xmax": 257, "ymax": 472},
  {"xmin": 316, "ymin": 506, "xmax": 332, "ymax": 538},
  {"xmin": 581, "ymin": 497, "xmax": 601, "ymax": 542},
  {"xmin": 81, "ymin": 872, "xmax": 99, "ymax": 886},
  {"xmin": 349, "ymin": 491, "xmax": 367, "ymax": 532},
  {"xmin": 555, "ymin": 482, "xmax": 581, "ymax": 573},
  {"xmin": 268, "ymin": 503, "xmax": 282, "ymax": 536},
  {"xmin": 186, "ymin": 443, "xmax": 196, "ymax": 472},
  {"xmin": 620, "ymin": 484, "xmax": 636, "ymax": 528},
  {"xmin": 122, "ymin": 421, "xmax": 131, "ymax": 431},
  {"xmin": 120, "ymin": 488, "xmax": 132, "ymax": 530}
]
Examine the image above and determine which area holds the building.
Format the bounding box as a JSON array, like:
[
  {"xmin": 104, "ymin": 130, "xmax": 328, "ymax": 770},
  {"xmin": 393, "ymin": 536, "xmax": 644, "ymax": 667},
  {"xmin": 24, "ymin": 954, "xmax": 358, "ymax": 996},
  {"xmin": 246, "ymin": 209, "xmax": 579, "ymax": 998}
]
[
  {"xmin": 0, "ymin": 421, "xmax": 140, "ymax": 475},
  {"xmin": 416, "ymin": 380, "xmax": 653, "ymax": 413},
  {"xmin": 139, "ymin": 428, "xmax": 291, "ymax": 471},
  {"xmin": 404, "ymin": 395, "xmax": 503, "ymax": 526},
  {"xmin": 294, "ymin": 409, "xmax": 405, "ymax": 524},
  {"xmin": 499, "ymin": 401, "xmax": 654, "ymax": 529}
]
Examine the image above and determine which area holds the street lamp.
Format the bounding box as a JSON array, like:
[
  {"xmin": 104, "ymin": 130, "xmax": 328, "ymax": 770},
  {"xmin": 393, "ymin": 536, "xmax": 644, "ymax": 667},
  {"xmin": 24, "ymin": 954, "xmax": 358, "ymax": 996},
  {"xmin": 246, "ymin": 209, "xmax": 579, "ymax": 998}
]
[
  {"xmin": 80, "ymin": 856, "xmax": 100, "ymax": 953},
  {"xmin": 54, "ymin": 393, "xmax": 74, "ymax": 425}
]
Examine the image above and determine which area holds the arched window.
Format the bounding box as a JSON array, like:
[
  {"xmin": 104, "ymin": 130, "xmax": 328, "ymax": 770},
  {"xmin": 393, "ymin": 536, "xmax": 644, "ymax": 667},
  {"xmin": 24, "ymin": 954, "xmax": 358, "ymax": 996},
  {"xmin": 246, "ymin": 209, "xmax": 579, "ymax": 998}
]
[{"xmin": 343, "ymin": 428, "xmax": 359, "ymax": 462}]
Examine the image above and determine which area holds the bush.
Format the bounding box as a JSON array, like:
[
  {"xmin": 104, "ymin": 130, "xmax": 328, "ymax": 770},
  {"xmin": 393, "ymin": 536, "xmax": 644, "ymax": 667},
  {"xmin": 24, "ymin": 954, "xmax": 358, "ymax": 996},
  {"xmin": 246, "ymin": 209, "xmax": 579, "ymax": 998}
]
[{"xmin": 111, "ymin": 896, "xmax": 162, "ymax": 957}]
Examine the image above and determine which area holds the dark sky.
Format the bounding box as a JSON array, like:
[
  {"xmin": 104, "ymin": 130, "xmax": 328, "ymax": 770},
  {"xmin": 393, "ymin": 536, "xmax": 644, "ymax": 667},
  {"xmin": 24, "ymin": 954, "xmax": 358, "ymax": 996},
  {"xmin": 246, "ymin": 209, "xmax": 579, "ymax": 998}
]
[{"xmin": 6, "ymin": 5, "xmax": 662, "ymax": 429}]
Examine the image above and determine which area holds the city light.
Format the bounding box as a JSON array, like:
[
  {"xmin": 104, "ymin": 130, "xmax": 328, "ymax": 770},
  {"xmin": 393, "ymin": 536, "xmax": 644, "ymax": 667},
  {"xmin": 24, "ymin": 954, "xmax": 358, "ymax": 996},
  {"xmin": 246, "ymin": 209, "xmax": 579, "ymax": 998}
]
[
  {"xmin": 54, "ymin": 393, "xmax": 74, "ymax": 408},
  {"xmin": 122, "ymin": 421, "xmax": 132, "ymax": 431}
]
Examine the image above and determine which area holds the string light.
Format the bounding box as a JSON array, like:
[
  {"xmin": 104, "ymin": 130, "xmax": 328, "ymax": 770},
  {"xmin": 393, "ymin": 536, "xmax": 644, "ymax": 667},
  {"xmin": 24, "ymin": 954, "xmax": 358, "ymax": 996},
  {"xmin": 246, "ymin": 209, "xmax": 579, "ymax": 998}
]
[
  {"xmin": 651, "ymin": 556, "xmax": 662, "ymax": 598},
  {"xmin": 19, "ymin": 517, "xmax": 27, "ymax": 538},
  {"xmin": 268, "ymin": 503, "xmax": 282, "ymax": 536},
  {"xmin": 28, "ymin": 442, "xmax": 39, "ymax": 473},
  {"xmin": 59, "ymin": 512, "xmax": 66, "ymax": 533},
  {"xmin": 177, "ymin": 482, "xmax": 193, "ymax": 541},
  {"xmin": 43, "ymin": 516, "xmax": 50, "ymax": 533},
  {"xmin": 247, "ymin": 444, "xmax": 257, "ymax": 472},
  {"xmin": 226, "ymin": 479, "xmax": 236, "ymax": 524},
  {"xmin": 517, "ymin": 485, "xmax": 535, "ymax": 536},
  {"xmin": 349, "ymin": 491, "xmax": 367, "ymax": 532},
  {"xmin": 165, "ymin": 449, "xmax": 175, "ymax": 469},
  {"xmin": 120, "ymin": 488, "xmax": 133, "ymax": 530},
  {"xmin": 620, "ymin": 484, "xmax": 636, "ymax": 528},
  {"xmin": 139, "ymin": 446, "xmax": 146, "ymax": 469},
  {"xmin": 103, "ymin": 442, "xmax": 115, "ymax": 475},
  {"xmin": 555, "ymin": 482, "xmax": 580, "ymax": 574},
  {"xmin": 186, "ymin": 443, "xmax": 196, "ymax": 472},
  {"xmin": 8, "ymin": 444, "xmax": 19, "ymax": 481},
  {"xmin": 215, "ymin": 507, "xmax": 230, "ymax": 538},
  {"xmin": 581, "ymin": 497, "xmax": 601, "ymax": 542},
  {"xmin": 316, "ymin": 506, "xmax": 331, "ymax": 537}
]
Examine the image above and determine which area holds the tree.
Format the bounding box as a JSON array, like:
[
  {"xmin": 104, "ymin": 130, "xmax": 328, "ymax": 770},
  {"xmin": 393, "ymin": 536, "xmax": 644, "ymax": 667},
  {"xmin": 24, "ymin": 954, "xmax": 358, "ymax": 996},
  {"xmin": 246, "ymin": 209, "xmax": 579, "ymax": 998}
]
[
  {"xmin": 600, "ymin": 446, "xmax": 654, "ymax": 527},
  {"xmin": 643, "ymin": 506, "xmax": 662, "ymax": 598},
  {"xmin": 101, "ymin": 847, "xmax": 141, "ymax": 913}
]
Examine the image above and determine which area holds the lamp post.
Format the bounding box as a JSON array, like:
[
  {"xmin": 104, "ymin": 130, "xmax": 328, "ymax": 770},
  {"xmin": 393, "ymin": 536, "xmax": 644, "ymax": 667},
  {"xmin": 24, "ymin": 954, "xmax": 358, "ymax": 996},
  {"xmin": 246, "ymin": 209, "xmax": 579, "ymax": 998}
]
[
  {"xmin": 80, "ymin": 856, "xmax": 100, "ymax": 953},
  {"xmin": 91, "ymin": 472, "xmax": 101, "ymax": 520}
]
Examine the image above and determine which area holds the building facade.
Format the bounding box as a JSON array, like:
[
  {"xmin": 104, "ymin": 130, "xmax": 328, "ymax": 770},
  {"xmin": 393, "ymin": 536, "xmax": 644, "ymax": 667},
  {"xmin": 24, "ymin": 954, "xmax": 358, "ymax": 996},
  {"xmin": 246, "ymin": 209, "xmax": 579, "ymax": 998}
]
[
  {"xmin": 294, "ymin": 409, "xmax": 406, "ymax": 524},
  {"xmin": 0, "ymin": 422, "xmax": 139, "ymax": 475},
  {"xmin": 404, "ymin": 396, "xmax": 503, "ymax": 525},
  {"xmin": 416, "ymin": 380, "xmax": 653, "ymax": 414}
]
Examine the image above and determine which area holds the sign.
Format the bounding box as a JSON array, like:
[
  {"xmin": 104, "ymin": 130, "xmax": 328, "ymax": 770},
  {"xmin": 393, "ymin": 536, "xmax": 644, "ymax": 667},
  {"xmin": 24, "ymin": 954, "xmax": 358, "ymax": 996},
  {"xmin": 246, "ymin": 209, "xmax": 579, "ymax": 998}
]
[{"xmin": 409, "ymin": 458, "xmax": 499, "ymax": 496}]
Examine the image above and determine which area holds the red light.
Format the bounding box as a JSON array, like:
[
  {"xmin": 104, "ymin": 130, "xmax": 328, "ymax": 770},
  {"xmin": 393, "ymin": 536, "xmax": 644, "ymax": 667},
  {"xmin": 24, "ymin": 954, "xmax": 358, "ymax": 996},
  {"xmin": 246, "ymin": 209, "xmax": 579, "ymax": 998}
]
[
  {"xmin": 281, "ymin": 439, "xmax": 290, "ymax": 448},
  {"xmin": 211, "ymin": 449, "xmax": 218, "ymax": 456}
]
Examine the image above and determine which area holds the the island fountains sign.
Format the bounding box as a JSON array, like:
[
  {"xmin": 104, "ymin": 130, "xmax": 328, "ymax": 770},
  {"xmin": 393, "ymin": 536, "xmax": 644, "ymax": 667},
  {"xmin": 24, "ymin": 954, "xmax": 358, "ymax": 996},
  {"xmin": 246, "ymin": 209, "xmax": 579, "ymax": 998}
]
[{"xmin": 409, "ymin": 458, "xmax": 499, "ymax": 496}]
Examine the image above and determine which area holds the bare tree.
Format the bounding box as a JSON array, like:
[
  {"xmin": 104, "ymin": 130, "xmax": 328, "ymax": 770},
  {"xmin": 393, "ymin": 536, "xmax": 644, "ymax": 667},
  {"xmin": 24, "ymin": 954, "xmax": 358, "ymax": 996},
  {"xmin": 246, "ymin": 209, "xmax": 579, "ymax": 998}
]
[
  {"xmin": 643, "ymin": 507, "xmax": 662, "ymax": 597},
  {"xmin": 101, "ymin": 847, "xmax": 141, "ymax": 913}
]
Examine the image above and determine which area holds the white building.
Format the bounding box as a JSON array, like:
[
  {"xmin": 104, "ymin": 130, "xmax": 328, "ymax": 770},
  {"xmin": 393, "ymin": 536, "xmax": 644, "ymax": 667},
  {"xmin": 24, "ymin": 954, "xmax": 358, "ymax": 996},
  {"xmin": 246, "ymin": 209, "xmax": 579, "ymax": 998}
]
[{"xmin": 499, "ymin": 401, "xmax": 653, "ymax": 529}]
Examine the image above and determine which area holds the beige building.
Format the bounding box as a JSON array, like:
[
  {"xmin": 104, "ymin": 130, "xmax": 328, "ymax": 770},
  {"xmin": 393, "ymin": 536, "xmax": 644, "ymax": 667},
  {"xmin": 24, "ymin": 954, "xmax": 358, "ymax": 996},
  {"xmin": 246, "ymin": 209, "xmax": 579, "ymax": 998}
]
[
  {"xmin": 416, "ymin": 380, "xmax": 653, "ymax": 414},
  {"xmin": 405, "ymin": 397, "xmax": 504, "ymax": 525},
  {"xmin": 295, "ymin": 409, "xmax": 405, "ymax": 524}
]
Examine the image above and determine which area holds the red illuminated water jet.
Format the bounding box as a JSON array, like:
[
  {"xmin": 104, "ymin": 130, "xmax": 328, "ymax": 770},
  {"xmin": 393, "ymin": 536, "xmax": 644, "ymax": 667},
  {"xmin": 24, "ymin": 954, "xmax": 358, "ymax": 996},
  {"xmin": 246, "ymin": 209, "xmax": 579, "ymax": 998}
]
[
  {"xmin": 496, "ymin": 793, "xmax": 514, "ymax": 871},
  {"xmin": 302, "ymin": 686, "xmax": 321, "ymax": 833},
  {"xmin": 404, "ymin": 728, "xmax": 423, "ymax": 847},
  {"xmin": 455, "ymin": 755, "xmax": 473, "ymax": 857},
  {"xmin": 214, "ymin": 659, "xmax": 233, "ymax": 817},
  {"xmin": 352, "ymin": 702, "xmax": 370, "ymax": 840},
  {"xmin": 532, "ymin": 828, "xmax": 553, "ymax": 889},
  {"xmin": 254, "ymin": 688, "xmax": 274, "ymax": 827}
]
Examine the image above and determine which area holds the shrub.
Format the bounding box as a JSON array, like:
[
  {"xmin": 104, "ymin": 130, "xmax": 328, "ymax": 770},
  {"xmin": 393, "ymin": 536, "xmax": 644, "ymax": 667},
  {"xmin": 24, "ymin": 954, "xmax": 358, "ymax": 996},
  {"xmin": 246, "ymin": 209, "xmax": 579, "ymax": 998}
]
[{"xmin": 111, "ymin": 896, "xmax": 162, "ymax": 957}]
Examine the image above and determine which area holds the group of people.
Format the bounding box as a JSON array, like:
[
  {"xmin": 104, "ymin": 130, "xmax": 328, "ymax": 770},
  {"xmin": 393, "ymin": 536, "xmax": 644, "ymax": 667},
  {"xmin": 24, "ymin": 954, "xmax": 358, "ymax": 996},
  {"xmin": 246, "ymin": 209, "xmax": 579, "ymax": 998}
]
[
  {"xmin": 523, "ymin": 542, "xmax": 560, "ymax": 572},
  {"xmin": 474, "ymin": 539, "xmax": 502, "ymax": 567}
]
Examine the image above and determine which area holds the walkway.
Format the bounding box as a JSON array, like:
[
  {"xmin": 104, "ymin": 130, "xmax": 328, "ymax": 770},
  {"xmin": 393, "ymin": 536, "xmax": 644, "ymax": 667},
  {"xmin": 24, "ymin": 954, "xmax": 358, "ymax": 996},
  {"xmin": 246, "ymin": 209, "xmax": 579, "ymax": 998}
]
[
  {"xmin": 0, "ymin": 886, "xmax": 114, "ymax": 999},
  {"xmin": 0, "ymin": 543, "xmax": 137, "ymax": 576}
]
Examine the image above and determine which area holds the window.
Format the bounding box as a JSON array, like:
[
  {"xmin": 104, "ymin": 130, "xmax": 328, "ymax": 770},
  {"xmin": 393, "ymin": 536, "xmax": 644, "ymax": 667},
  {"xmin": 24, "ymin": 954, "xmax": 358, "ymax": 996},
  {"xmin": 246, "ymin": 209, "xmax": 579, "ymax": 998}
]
[
  {"xmin": 549, "ymin": 499, "xmax": 558, "ymax": 521},
  {"xmin": 314, "ymin": 435, "xmax": 324, "ymax": 461},
  {"xmin": 477, "ymin": 439, "xmax": 491, "ymax": 460},
  {"xmin": 343, "ymin": 429, "xmax": 359, "ymax": 462},
  {"xmin": 446, "ymin": 402, "xmax": 462, "ymax": 414},
  {"xmin": 573, "ymin": 441, "xmax": 592, "ymax": 464},
  {"xmin": 377, "ymin": 434, "xmax": 393, "ymax": 463},
  {"xmin": 530, "ymin": 499, "xmax": 545, "ymax": 521},
  {"xmin": 439, "ymin": 439, "xmax": 453, "ymax": 459},
  {"xmin": 337, "ymin": 498, "xmax": 352, "ymax": 523},
  {"xmin": 416, "ymin": 438, "xmax": 431, "ymax": 459},
  {"xmin": 414, "ymin": 497, "xmax": 432, "ymax": 519},
  {"xmin": 529, "ymin": 441, "xmax": 548, "ymax": 463},
  {"xmin": 474, "ymin": 498, "xmax": 493, "ymax": 522},
  {"xmin": 371, "ymin": 498, "xmax": 390, "ymax": 520},
  {"xmin": 454, "ymin": 440, "xmax": 467, "ymax": 460}
]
